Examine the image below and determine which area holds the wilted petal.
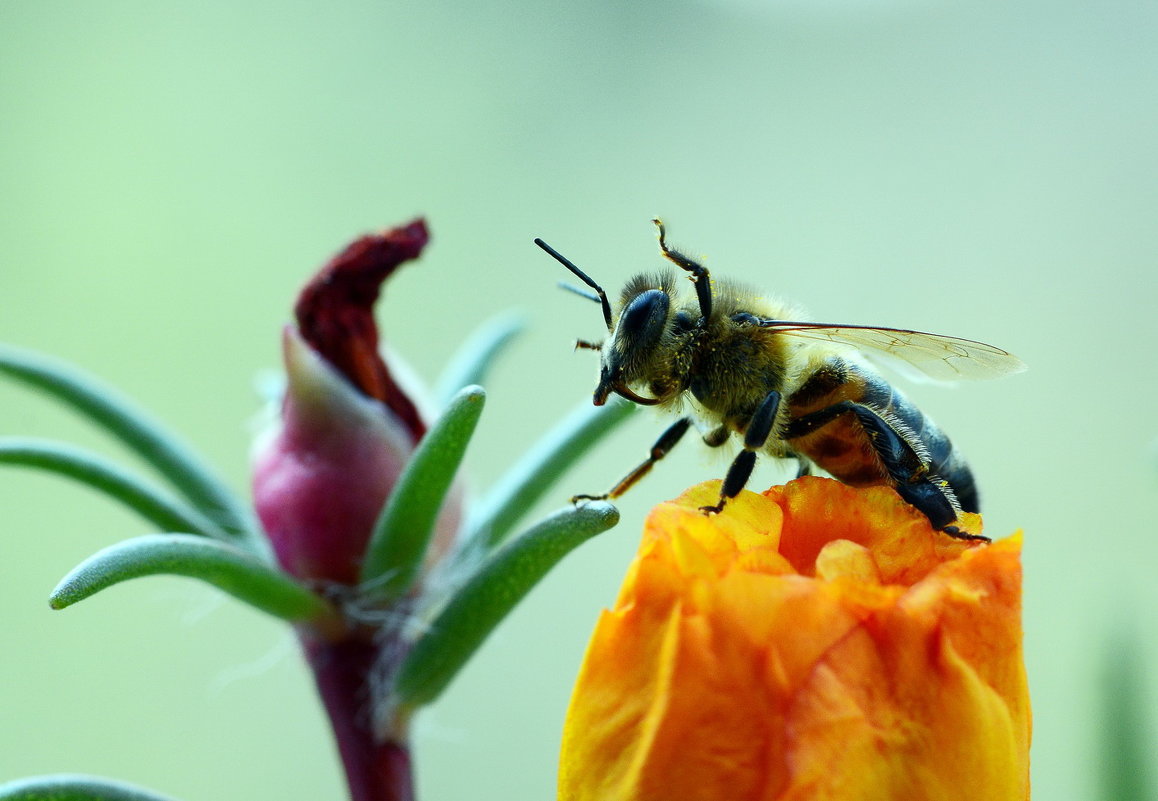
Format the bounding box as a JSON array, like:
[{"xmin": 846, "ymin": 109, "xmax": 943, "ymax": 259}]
[{"xmin": 294, "ymin": 220, "xmax": 429, "ymax": 440}]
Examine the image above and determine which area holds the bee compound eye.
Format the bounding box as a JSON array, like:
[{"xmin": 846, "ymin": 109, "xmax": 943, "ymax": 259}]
[
  {"xmin": 673, "ymin": 310, "xmax": 696, "ymax": 333},
  {"xmin": 619, "ymin": 289, "xmax": 670, "ymax": 348}
]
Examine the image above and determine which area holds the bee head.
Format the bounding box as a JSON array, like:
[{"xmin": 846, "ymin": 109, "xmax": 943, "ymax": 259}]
[
  {"xmin": 593, "ymin": 275, "xmax": 678, "ymax": 406},
  {"xmin": 533, "ymin": 237, "xmax": 678, "ymax": 407}
]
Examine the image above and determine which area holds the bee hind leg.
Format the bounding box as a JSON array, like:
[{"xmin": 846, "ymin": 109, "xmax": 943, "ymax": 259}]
[
  {"xmin": 842, "ymin": 408, "xmax": 989, "ymax": 540},
  {"xmin": 572, "ymin": 416, "xmax": 692, "ymax": 504},
  {"xmin": 701, "ymin": 390, "xmax": 781, "ymax": 514},
  {"xmin": 892, "ymin": 480, "xmax": 987, "ymax": 542},
  {"xmin": 784, "ymin": 401, "xmax": 989, "ymax": 542}
]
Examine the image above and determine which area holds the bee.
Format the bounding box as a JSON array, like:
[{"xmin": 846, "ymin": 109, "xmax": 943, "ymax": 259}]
[{"xmin": 534, "ymin": 219, "xmax": 1025, "ymax": 541}]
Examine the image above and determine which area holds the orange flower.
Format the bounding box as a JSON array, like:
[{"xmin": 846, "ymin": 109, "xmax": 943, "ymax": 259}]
[{"xmin": 558, "ymin": 476, "xmax": 1030, "ymax": 801}]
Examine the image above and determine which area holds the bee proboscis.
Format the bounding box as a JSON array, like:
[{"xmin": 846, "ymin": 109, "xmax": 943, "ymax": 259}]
[{"xmin": 534, "ymin": 220, "xmax": 1025, "ymax": 541}]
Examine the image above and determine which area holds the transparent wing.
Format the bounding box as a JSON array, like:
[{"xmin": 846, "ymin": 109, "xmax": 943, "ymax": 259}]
[{"xmin": 757, "ymin": 321, "xmax": 1026, "ymax": 381}]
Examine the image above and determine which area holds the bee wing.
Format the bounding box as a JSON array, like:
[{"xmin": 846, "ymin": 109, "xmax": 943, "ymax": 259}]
[{"xmin": 757, "ymin": 321, "xmax": 1026, "ymax": 382}]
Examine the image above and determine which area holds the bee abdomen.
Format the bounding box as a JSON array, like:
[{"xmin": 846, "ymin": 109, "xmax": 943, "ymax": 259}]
[
  {"xmin": 787, "ymin": 364, "xmax": 979, "ymax": 515},
  {"xmin": 861, "ymin": 373, "xmax": 979, "ymax": 513}
]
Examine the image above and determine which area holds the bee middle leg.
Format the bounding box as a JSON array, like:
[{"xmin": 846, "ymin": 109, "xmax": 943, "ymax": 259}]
[
  {"xmin": 783, "ymin": 402, "xmax": 988, "ymax": 542},
  {"xmin": 572, "ymin": 416, "xmax": 693, "ymax": 503},
  {"xmin": 703, "ymin": 424, "xmax": 730, "ymax": 448},
  {"xmin": 700, "ymin": 390, "xmax": 781, "ymax": 515}
]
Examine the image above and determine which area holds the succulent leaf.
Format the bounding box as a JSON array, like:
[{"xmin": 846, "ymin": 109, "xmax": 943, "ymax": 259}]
[
  {"xmin": 50, "ymin": 534, "xmax": 338, "ymax": 630},
  {"xmin": 434, "ymin": 312, "xmax": 525, "ymax": 406},
  {"xmin": 0, "ymin": 438, "xmax": 228, "ymax": 539},
  {"xmin": 0, "ymin": 345, "xmax": 259, "ymax": 553},
  {"xmin": 467, "ymin": 399, "xmax": 635, "ymax": 551},
  {"xmin": 360, "ymin": 386, "xmax": 486, "ymax": 601},
  {"xmin": 393, "ymin": 501, "xmax": 619, "ymax": 709},
  {"xmin": 0, "ymin": 774, "xmax": 178, "ymax": 801}
]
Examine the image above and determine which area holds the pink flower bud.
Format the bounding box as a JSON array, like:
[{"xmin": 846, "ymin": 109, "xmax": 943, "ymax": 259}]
[
  {"xmin": 253, "ymin": 326, "xmax": 420, "ymax": 584},
  {"xmin": 252, "ymin": 220, "xmax": 453, "ymax": 586}
]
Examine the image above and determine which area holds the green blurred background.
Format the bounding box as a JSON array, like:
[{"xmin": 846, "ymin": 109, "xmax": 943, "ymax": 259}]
[{"xmin": 2, "ymin": 1, "xmax": 1155, "ymax": 798}]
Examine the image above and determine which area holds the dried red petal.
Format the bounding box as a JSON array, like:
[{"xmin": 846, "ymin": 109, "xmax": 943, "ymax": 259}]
[{"xmin": 294, "ymin": 219, "xmax": 429, "ymax": 441}]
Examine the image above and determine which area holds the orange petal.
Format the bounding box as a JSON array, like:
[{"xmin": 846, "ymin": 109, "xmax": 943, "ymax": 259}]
[{"xmin": 559, "ymin": 478, "xmax": 1029, "ymax": 801}]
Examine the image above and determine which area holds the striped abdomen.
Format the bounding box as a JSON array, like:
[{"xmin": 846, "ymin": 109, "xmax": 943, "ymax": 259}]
[{"xmin": 784, "ymin": 358, "xmax": 978, "ymax": 513}]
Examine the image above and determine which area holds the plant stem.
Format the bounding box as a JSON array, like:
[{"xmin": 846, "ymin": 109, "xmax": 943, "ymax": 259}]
[{"xmin": 302, "ymin": 634, "xmax": 414, "ymax": 801}]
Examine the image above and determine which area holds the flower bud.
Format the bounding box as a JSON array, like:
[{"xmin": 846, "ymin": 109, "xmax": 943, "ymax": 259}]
[{"xmin": 251, "ymin": 220, "xmax": 456, "ymax": 586}]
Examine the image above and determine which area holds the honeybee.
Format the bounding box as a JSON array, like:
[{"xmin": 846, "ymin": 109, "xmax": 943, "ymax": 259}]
[{"xmin": 534, "ymin": 219, "xmax": 1025, "ymax": 541}]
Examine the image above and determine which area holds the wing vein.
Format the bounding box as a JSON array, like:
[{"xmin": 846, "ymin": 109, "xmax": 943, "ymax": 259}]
[{"xmin": 756, "ymin": 320, "xmax": 1025, "ymax": 381}]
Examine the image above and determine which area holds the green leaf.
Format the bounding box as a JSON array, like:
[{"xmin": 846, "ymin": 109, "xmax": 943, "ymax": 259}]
[
  {"xmin": 0, "ymin": 438, "xmax": 229, "ymax": 540},
  {"xmin": 0, "ymin": 344, "xmax": 260, "ymax": 553},
  {"xmin": 393, "ymin": 501, "xmax": 619, "ymax": 708},
  {"xmin": 359, "ymin": 385, "xmax": 485, "ymax": 601},
  {"xmin": 1099, "ymin": 630, "xmax": 1155, "ymax": 801},
  {"xmin": 0, "ymin": 775, "xmax": 178, "ymax": 801},
  {"xmin": 434, "ymin": 312, "xmax": 524, "ymax": 406},
  {"xmin": 50, "ymin": 534, "xmax": 338, "ymax": 630},
  {"xmin": 467, "ymin": 399, "xmax": 635, "ymax": 551}
]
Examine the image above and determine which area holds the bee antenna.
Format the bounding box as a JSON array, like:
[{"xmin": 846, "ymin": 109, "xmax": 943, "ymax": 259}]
[
  {"xmin": 534, "ymin": 238, "xmax": 614, "ymax": 332},
  {"xmin": 558, "ymin": 281, "xmax": 603, "ymax": 304}
]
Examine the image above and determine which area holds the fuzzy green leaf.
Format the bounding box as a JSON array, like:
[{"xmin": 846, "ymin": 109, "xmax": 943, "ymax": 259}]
[
  {"xmin": 467, "ymin": 399, "xmax": 635, "ymax": 551},
  {"xmin": 50, "ymin": 534, "xmax": 337, "ymax": 628},
  {"xmin": 0, "ymin": 775, "xmax": 178, "ymax": 801},
  {"xmin": 359, "ymin": 385, "xmax": 486, "ymax": 600},
  {"xmin": 434, "ymin": 312, "xmax": 524, "ymax": 406},
  {"xmin": 0, "ymin": 438, "xmax": 229, "ymax": 540},
  {"xmin": 0, "ymin": 344, "xmax": 259, "ymax": 552},
  {"xmin": 393, "ymin": 501, "xmax": 618, "ymax": 708}
]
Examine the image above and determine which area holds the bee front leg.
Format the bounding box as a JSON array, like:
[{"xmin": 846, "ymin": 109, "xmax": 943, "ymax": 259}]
[
  {"xmin": 572, "ymin": 416, "xmax": 693, "ymax": 503},
  {"xmin": 701, "ymin": 390, "xmax": 781, "ymax": 515},
  {"xmin": 653, "ymin": 219, "xmax": 713, "ymax": 322}
]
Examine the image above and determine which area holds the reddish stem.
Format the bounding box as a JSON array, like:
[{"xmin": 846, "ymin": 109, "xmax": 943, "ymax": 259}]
[{"xmin": 302, "ymin": 634, "xmax": 414, "ymax": 801}]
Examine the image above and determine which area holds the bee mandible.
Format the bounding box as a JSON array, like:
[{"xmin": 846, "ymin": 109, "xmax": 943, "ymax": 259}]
[{"xmin": 534, "ymin": 220, "xmax": 1025, "ymax": 541}]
